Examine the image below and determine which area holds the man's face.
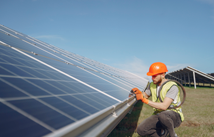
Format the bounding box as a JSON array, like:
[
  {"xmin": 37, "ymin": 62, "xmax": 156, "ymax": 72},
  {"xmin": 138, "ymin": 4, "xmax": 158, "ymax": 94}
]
[{"xmin": 152, "ymin": 73, "xmax": 162, "ymax": 85}]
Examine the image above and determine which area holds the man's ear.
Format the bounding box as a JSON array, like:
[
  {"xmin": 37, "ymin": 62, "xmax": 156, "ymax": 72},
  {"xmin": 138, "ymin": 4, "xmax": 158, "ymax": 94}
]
[{"xmin": 161, "ymin": 73, "xmax": 165, "ymax": 79}]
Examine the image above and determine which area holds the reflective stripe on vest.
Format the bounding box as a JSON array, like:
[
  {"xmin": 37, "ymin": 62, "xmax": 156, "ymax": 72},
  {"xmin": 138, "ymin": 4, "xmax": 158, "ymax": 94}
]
[{"xmin": 150, "ymin": 81, "xmax": 184, "ymax": 121}]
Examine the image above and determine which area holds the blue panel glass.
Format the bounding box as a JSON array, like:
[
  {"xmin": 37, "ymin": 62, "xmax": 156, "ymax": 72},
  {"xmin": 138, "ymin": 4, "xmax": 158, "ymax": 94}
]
[
  {"xmin": 0, "ymin": 54, "xmax": 24, "ymax": 66},
  {"xmin": 0, "ymin": 47, "xmax": 48, "ymax": 70},
  {"xmin": 0, "ymin": 25, "xmax": 28, "ymax": 38},
  {"xmin": 45, "ymin": 71, "xmax": 72, "ymax": 81},
  {"xmin": 0, "ymin": 79, "xmax": 28, "ymax": 98},
  {"xmin": 41, "ymin": 54, "xmax": 133, "ymax": 91},
  {"xmin": 19, "ymin": 59, "xmax": 51, "ymax": 70},
  {"xmin": 0, "ymin": 66, "xmax": 14, "ymax": 76},
  {"xmin": 0, "ymin": 45, "xmax": 26, "ymax": 59},
  {"xmin": 0, "ymin": 46, "xmax": 70, "ymax": 80},
  {"xmin": 58, "ymin": 81, "xmax": 99, "ymax": 94},
  {"xmin": 0, "ymin": 47, "xmax": 15, "ymax": 57},
  {"xmin": 80, "ymin": 92, "xmax": 118, "ymax": 107},
  {"xmin": 11, "ymin": 58, "xmax": 37, "ymax": 68},
  {"xmin": 0, "ymin": 58, "xmax": 6, "ymax": 63},
  {"xmin": 0, "ymin": 32, "xmax": 61, "ymax": 61},
  {"xmin": 25, "ymin": 61, "xmax": 47, "ymax": 69},
  {"xmin": 86, "ymin": 65, "xmax": 143, "ymax": 89},
  {"xmin": 0, "ymin": 64, "xmax": 34, "ymax": 77},
  {"xmin": 19, "ymin": 67, "xmax": 50, "ymax": 79},
  {"xmin": 36, "ymin": 57, "xmax": 128, "ymax": 100},
  {"xmin": 34, "ymin": 70, "xmax": 63, "ymax": 80},
  {"xmin": 73, "ymin": 94, "xmax": 108, "ymax": 109},
  {"xmin": 60, "ymin": 95, "xmax": 99, "ymax": 114},
  {"xmin": 26, "ymin": 79, "xmax": 66, "ymax": 95},
  {"xmin": 9, "ymin": 99, "xmax": 75, "ymax": 129},
  {"xmin": 43, "ymin": 81, "xmax": 77, "ymax": 94},
  {"xmin": 0, "ymin": 103, "xmax": 51, "ymax": 137},
  {"xmin": 2, "ymin": 77, "xmax": 51, "ymax": 96},
  {"xmin": 40, "ymin": 97, "xmax": 89, "ymax": 120},
  {"xmin": 86, "ymin": 71, "xmax": 132, "ymax": 91}
]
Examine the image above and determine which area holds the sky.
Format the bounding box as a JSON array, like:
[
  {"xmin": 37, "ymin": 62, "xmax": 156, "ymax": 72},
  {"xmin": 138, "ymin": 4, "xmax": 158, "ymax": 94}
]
[{"xmin": 1, "ymin": 0, "xmax": 214, "ymax": 79}]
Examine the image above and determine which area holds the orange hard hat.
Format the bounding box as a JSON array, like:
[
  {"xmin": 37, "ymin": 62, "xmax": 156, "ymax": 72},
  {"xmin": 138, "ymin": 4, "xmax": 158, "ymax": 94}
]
[{"xmin": 147, "ymin": 62, "xmax": 168, "ymax": 76}]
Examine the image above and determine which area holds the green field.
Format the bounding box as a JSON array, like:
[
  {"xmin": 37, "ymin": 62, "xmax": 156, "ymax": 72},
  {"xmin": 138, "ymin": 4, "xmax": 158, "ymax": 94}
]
[{"xmin": 108, "ymin": 87, "xmax": 214, "ymax": 137}]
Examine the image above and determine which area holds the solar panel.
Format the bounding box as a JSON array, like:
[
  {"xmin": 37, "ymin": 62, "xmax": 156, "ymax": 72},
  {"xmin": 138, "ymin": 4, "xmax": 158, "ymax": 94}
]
[
  {"xmin": 166, "ymin": 66, "xmax": 214, "ymax": 89},
  {"xmin": 0, "ymin": 24, "xmax": 148, "ymax": 137}
]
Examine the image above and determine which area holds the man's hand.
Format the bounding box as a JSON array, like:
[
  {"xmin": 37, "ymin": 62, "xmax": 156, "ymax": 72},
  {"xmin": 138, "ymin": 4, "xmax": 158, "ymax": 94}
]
[
  {"xmin": 132, "ymin": 87, "xmax": 142, "ymax": 94},
  {"xmin": 135, "ymin": 93, "xmax": 144, "ymax": 100},
  {"xmin": 131, "ymin": 88, "xmax": 149, "ymax": 104}
]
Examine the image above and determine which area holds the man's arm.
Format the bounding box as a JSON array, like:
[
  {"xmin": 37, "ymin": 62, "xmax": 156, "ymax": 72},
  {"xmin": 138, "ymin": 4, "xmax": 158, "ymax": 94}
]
[
  {"xmin": 143, "ymin": 92, "xmax": 149, "ymax": 99},
  {"xmin": 147, "ymin": 97, "xmax": 173, "ymax": 111},
  {"xmin": 133, "ymin": 86, "xmax": 175, "ymax": 110}
]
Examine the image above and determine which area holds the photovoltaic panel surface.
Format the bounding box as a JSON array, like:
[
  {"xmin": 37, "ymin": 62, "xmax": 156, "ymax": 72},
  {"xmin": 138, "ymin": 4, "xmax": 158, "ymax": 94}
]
[{"xmin": 0, "ymin": 24, "xmax": 148, "ymax": 137}]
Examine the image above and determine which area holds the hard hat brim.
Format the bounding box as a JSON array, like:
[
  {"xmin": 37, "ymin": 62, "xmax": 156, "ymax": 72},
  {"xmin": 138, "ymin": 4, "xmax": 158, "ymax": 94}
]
[
  {"xmin": 147, "ymin": 71, "xmax": 168, "ymax": 76},
  {"xmin": 147, "ymin": 72, "xmax": 157, "ymax": 76}
]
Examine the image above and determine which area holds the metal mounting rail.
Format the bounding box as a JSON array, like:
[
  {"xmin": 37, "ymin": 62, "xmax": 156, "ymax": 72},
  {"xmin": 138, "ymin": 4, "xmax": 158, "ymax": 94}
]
[
  {"xmin": 45, "ymin": 96, "xmax": 137, "ymax": 137},
  {"xmin": 186, "ymin": 66, "xmax": 214, "ymax": 81}
]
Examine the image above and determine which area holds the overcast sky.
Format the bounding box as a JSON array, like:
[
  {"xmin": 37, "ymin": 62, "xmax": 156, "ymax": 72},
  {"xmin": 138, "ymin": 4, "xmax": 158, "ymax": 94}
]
[{"xmin": 1, "ymin": 0, "xmax": 214, "ymax": 79}]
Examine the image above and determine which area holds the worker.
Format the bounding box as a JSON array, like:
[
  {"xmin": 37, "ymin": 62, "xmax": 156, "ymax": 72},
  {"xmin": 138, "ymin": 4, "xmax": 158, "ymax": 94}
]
[{"xmin": 132, "ymin": 62, "xmax": 184, "ymax": 137}]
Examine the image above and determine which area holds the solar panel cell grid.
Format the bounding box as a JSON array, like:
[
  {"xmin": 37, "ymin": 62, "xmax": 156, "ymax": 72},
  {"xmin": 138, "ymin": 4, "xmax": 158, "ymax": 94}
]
[
  {"xmin": 9, "ymin": 99, "xmax": 75, "ymax": 129},
  {"xmin": 0, "ymin": 33, "xmax": 60, "ymax": 61},
  {"xmin": 0, "ymin": 102, "xmax": 51, "ymax": 137},
  {"xmin": 39, "ymin": 97, "xmax": 89, "ymax": 120},
  {"xmin": 19, "ymin": 67, "xmax": 50, "ymax": 79},
  {"xmin": 0, "ymin": 66, "xmax": 14, "ymax": 75},
  {"xmin": 2, "ymin": 78, "xmax": 52, "ymax": 96},
  {"xmin": 0, "ymin": 79, "xmax": 29, "ymax": 98},
  {"xmin": 1, "ymin": 64, "xmax": 35, "ymax": 77},
  {"xmin": 32, "ymin": 56, "xmax": 130, "ymax": 100}
]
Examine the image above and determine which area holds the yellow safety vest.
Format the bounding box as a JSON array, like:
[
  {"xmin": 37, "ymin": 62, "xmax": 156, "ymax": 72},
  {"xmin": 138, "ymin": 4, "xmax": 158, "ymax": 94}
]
[{"xmin": 150, "ymin": 81, "xmax": 184, "ymax": 121}]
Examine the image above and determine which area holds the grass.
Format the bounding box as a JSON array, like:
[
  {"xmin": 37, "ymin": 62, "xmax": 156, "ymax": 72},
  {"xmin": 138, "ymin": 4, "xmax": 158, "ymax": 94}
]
[{"xmin": 108, "ymin": 87, "xmax": 214, "ymax": 137}]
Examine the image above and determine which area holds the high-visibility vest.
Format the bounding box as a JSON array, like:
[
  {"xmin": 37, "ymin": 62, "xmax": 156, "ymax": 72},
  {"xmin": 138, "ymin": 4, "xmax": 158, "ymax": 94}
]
[{"xmin": 150, "ymin": 81, "xmax": 184, "ymax": 121}]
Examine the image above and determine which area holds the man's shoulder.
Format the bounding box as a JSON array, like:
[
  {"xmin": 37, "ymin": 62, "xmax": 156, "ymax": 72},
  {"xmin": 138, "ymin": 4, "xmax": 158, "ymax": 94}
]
[
  {"xmin": 163, "ymin": 81, "xmax": 178, "ymax": 89},
  {"xmin": 163, "ymin": 80, "xmax": 177, "ymax": 85}
]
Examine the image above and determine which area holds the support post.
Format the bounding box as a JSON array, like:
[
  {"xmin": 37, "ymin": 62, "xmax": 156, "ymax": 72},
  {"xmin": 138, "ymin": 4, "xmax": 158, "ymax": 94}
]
[
  {"xmin": 180, "ymin": 74, "xmax": 182, "ymax": 85},
  {"xmin": 188, "ymin": 73, "xmax": 190, "ymax": 87},
  {"xmin": 193, "ymin": 71, "xmax": 196, "ymax": 89},
  {"xmin": 184, "ymin": 74, "xmax": 186, "ymax": 86}
]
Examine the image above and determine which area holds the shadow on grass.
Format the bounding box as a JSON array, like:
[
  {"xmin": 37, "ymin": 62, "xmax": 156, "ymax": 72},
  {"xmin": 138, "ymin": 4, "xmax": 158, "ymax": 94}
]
[{"xmin": 108, "ymin": 101, "xmax": 144, "ymax": 137}]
